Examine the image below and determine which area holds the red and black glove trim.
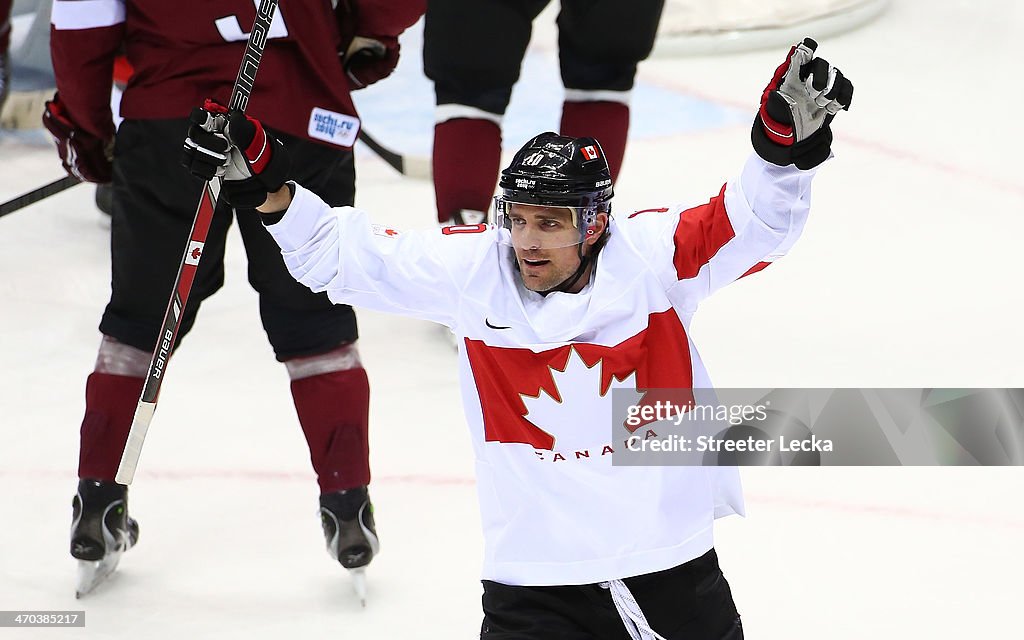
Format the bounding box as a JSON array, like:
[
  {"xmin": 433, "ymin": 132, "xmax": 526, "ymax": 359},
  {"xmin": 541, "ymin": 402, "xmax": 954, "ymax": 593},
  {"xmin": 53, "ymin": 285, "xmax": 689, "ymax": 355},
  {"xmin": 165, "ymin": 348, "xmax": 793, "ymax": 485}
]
[
  {"xmin": 225, "ymin": 109, "xmax": 289, "ymax": 193},
  {"xmin": 214, "ymin": 108, "xmax": 291, "ymax": 210},
  {"xmin": 750, "ymin": 38, "xmax": 836, "ymax": 170},
  {"xmin": 757, "ymin": 45, "xmax": 798, "ymax": 147}
]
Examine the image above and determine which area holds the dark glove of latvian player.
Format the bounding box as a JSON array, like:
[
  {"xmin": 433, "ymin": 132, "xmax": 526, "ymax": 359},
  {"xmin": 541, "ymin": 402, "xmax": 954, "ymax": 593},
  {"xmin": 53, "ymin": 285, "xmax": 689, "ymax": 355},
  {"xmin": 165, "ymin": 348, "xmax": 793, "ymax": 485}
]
[
  {"xmin": 752, "ymin": 38, "xmax": 854, "ymax": 170},
  {"xmin": 42, "ymin": 93, "xmax": 114, "ymax": 183},
  {"xmin": 343, "ymin": 35, "xmax": 400, "ymax": 90},
  {"xmin": 333, "ymin": 0, "xmax": 402, "ymax": 90},
  {"xmin": 181, "ymin": 99, "xmax": 290, "ymax": 208}
]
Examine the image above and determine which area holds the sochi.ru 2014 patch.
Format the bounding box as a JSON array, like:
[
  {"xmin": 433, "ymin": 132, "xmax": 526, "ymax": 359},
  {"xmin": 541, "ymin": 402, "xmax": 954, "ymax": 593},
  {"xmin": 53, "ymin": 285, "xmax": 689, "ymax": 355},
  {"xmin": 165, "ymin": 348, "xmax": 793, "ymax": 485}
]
[{"xmin": 307, "ymin": 108, "xmax": 360, "ymax": 147}]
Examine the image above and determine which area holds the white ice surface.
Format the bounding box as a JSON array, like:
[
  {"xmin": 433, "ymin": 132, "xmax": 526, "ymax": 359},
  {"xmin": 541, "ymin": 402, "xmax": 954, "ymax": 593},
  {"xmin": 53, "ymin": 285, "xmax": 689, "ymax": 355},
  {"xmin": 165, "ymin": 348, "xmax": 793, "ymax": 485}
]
[{"xmin": 1, "ymin": 1, "xmax": 1023, "ymax": 637}]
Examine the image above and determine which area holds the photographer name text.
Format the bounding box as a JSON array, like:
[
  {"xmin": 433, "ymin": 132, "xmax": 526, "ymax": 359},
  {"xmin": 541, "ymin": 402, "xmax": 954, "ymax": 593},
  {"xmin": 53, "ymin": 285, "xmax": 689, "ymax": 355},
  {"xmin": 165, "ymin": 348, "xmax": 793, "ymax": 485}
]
[{"xmin": 625, "ymin": 434, "xmax": 834, "ymax": 453}]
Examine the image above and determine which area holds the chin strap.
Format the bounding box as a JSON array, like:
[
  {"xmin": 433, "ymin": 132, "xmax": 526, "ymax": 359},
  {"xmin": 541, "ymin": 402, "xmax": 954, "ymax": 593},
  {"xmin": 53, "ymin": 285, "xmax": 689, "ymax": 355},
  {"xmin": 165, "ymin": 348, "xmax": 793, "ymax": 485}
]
[
  {"xmin": 537, "ymin": 225, "xmax": 610, "ymax": 295},
  {"xmin": 508, "ymin": 221, "xmax": 609, "ymax": 296},
  {"xmin": 538, "ymin": 245, "xmax": 592, "ymax": 296}
]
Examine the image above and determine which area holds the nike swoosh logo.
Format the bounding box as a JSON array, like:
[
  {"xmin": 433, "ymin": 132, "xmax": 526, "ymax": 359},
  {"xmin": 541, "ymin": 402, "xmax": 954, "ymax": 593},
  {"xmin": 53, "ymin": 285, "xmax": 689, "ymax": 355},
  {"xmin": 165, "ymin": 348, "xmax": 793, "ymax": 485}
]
[{"xmin": 485, "ymin": 318, "xmax": 511, "ymax": 330}]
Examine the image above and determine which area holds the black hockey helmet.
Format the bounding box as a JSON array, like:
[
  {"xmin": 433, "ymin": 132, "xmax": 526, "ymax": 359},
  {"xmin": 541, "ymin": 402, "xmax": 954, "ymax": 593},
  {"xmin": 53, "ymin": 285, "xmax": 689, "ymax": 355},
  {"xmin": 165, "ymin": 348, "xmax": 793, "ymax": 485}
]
[
  {"xmin": 498, "ymin": 132, "xmax": 613, "ymax": 211},
  {"xmin": 495, "ymin": 133, "xmax": 615, "ymax": 293}
]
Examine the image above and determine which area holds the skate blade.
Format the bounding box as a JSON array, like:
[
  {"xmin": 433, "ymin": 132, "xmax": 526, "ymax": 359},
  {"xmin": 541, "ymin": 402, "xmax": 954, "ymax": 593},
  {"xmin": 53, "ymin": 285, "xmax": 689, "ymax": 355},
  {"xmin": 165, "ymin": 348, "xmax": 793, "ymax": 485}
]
[
  {"xmin": 350, "ymin": 567, "xmax": 367, "ymax": 607},
  {"xmin": 75, "ymin": 551, "xmax": 123, "ymax": 599}
]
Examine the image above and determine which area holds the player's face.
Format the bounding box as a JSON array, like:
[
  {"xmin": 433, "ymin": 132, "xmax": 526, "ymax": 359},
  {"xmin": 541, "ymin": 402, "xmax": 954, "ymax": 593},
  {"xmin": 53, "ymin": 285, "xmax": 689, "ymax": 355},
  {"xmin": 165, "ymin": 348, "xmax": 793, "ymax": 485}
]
[{"xmin": 508, "ymin": 204, "xmax": 605, "ymax": 293}]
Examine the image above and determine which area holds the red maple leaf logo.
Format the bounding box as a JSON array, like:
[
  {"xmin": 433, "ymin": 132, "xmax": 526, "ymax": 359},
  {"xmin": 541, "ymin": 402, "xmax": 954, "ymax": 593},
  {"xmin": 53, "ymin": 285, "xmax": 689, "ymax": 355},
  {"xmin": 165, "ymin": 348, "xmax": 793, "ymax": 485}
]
[
  {"xmin": 465, "ymin": 309, "xmax": 696, "ymax": 449},
  {"xmin": 191, "ymin": 247, "xmax": 202, "ymax": 261}
]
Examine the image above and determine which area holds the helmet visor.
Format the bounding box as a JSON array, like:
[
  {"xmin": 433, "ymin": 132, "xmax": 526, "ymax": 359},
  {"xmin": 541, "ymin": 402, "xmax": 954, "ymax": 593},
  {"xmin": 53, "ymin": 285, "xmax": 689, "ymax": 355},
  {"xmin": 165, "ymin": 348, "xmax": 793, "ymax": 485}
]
[{"xmin": 494, "ymin": 197, "xmax": 598, "ymax": 251}]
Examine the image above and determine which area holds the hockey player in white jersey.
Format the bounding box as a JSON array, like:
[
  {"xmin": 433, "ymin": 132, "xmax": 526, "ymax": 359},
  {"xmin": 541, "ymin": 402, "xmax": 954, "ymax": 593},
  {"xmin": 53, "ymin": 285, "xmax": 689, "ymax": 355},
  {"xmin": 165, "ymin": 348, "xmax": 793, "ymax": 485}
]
[{"xmin": 184, "ymin": 38, "xmax": 852, "ymax": 639}]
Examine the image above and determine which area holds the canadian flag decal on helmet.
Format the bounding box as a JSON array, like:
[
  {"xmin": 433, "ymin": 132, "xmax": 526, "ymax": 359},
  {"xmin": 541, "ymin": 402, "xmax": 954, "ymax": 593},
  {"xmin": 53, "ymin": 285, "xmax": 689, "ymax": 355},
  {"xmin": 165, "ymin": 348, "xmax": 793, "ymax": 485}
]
[{"xmin": 581, "ymin": 145, "xmax": 600, "ymax": 160}]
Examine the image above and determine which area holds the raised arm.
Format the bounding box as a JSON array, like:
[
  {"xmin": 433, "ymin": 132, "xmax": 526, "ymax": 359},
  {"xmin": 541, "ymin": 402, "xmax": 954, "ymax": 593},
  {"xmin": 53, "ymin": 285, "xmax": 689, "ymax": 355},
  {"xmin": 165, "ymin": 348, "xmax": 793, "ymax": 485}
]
[
  {"xmin": 626, "ymin": 38, "xmax": 853, "ymax": 303},
  {"xmin": 181, "ymin": 101, "xmax": 482, "ymax": 327}
]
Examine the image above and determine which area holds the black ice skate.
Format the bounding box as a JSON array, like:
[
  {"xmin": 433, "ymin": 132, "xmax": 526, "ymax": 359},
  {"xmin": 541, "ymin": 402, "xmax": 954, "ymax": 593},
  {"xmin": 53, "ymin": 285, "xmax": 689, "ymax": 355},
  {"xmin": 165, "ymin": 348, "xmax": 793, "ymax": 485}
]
[
  {"xmin": 320, "ymin": 486, "xmax": 379, "ymax": 605},
  {"xmin": 71, "ymin": 479, "xmax": 139, "ymax": 598}
]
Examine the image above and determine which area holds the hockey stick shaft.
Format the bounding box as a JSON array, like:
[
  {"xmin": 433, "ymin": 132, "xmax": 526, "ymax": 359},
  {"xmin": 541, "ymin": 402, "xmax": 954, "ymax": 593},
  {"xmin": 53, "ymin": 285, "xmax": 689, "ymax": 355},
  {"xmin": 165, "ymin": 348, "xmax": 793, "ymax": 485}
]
[
  {"xmin": 0, "ymin": 175, "xmax": 81, "ymax": 218},
  {"xmin": 115, "ymin": 0, "xmax": 280, "ymax": 485},
  {"xmin": 357, "ymin": 128, "xmax": 431, "ymax": 180}
]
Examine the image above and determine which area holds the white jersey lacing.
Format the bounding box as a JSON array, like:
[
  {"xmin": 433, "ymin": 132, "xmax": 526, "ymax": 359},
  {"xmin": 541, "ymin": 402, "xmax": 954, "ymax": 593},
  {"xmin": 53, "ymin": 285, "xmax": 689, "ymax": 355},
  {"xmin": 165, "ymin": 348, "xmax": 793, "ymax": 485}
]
[{"xmin": 603, "ymin": 579, "xmax": 668, "ymax": 640}]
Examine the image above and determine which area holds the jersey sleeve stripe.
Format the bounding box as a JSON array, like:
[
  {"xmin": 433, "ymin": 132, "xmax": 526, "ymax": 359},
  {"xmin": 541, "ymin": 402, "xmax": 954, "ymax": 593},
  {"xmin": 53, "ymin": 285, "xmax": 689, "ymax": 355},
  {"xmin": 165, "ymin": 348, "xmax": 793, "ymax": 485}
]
[
  {"xmin": 739, "ymin": 261, "xmax": 771, "ymax": 279},
  {"xmin": 52, "ymin": 0, "xmax": 126, "ymax": 31},
  {"xmin": 627, "ymin": 207, "xmax": 669, "ymax": 219},
  {"xmin": 671, "ymin": 185, "xmax": 735, "ymax": 281}
]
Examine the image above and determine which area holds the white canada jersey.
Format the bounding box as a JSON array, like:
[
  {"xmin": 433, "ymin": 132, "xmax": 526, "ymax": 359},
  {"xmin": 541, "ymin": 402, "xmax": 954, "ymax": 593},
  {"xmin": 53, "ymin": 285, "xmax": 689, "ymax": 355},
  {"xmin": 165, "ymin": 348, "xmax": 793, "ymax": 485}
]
[{"xmin": 266, "ymin": 154, "xmax": 819, "ymax": 586}]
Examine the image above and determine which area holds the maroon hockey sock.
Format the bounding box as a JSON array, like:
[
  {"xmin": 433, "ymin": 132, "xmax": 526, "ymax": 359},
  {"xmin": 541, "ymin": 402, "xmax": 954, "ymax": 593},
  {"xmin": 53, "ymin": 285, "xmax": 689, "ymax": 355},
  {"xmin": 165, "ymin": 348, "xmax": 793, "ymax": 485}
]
[
  {"xmin": 559, "ymin": 101, "xmax": 630, "ymax": 182},
  {"xmin": 291, "ymin": 369, "xmax": 371, "ymax": 494},
  {"xmin": 78, "ymin": 372, "xmax": 145, "ymax": 481},
  {"xmin": 433, "ymin": 118, "xmax": 502, "ymax": 223}
]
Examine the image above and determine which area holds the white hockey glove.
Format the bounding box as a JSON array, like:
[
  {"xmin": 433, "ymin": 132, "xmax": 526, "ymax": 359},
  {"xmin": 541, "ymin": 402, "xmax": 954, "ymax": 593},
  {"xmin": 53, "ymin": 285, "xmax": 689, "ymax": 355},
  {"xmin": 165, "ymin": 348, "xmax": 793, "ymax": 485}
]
[{"xmin": 752, "ymin": 38, "xmax": 853, "ymax": 169}]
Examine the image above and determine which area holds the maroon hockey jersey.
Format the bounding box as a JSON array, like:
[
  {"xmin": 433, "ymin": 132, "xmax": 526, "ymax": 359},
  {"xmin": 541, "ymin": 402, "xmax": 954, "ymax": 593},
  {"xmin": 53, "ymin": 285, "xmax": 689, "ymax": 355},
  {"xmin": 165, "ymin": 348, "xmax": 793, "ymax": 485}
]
[{"xmin": 50, "ymin": 0, "xmax": 423, "ymax": 147}]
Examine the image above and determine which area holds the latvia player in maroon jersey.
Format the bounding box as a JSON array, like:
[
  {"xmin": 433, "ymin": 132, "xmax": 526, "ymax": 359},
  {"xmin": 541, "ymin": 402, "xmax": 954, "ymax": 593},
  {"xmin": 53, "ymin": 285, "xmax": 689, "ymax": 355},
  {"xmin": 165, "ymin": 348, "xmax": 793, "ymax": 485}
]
[
  {"xmin": 423, "ymin": 0, "xmax": 666, "ymax": 227},
  {"xmin": 42, "ymin": 0, "xmax": 423, "ymax": 598},
  {"xmin": 185, "ymin": 38, "xmax": 853, "ymax": 638}
]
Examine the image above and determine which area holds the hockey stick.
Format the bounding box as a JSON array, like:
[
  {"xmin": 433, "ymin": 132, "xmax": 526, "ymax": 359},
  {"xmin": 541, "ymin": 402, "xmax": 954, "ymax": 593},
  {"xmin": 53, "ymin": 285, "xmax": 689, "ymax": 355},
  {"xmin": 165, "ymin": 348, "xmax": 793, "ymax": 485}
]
[
  {"xmin": 115, "ymin": 0, "xmax": 280, "ymax": 485},
  {"xmin": 357, "ymin": 128, "xmax": 431, "ymax": 180},
  {"xmin": 0, "ymin": 175, "xmax": 81, "ymax": 218}
]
